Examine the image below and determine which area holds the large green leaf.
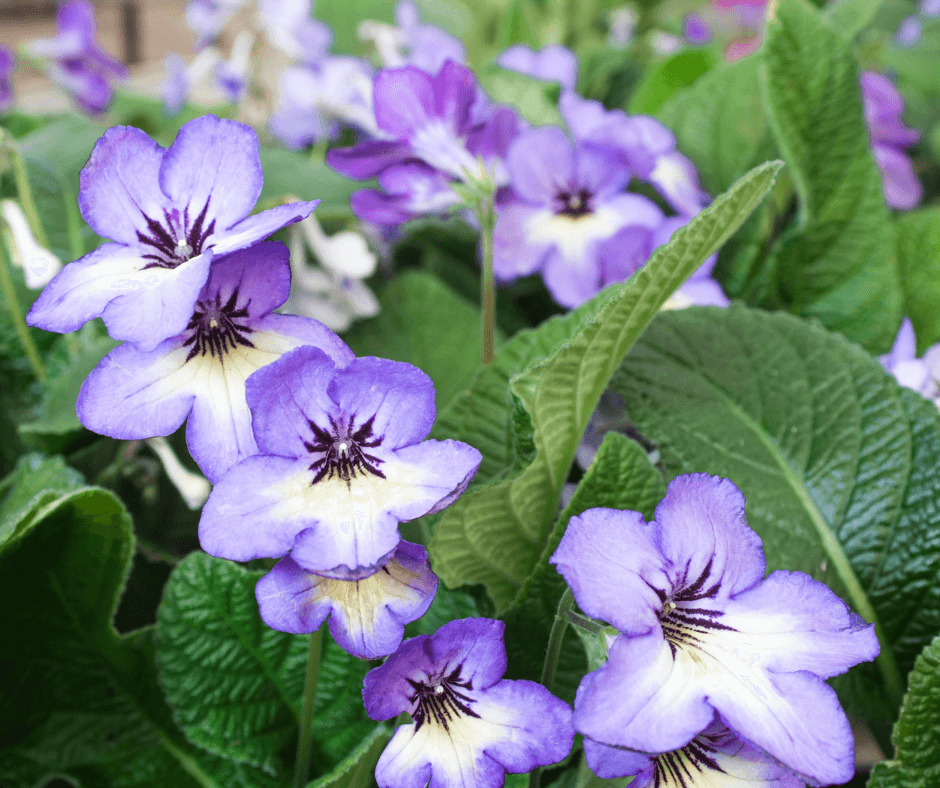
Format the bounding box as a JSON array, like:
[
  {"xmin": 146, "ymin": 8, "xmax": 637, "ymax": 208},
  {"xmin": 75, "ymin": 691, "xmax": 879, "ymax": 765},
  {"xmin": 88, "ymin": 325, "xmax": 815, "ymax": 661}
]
[
  {"xmin": 656, "ymin": 55, "xmax": 774, "ymax": 197},
  {"xmin": 156, "ymin": 552, "xmax": 372, "ymax": 776},
  {"xmin": 501, "ymin": 432, "xmax": 665, "ymax": 703},
  {"xmin": 0, "ymin": 455, "xmax": 228, "ymax": 788},
  {"xmin": 760, "ymin": 0, "xmax": 903, "ymax": 352},
  {"xmin": 428, "ymin": 161, "xmax": 782, "ymax": 610},
  {"xmin": 306, "ymin": 724, "xmax": 390, "ymax": 788},
  {"xmin": 896, "ymin": 207, "xmax": 940, "ymax": 352},
  {"xmin": 628, "ymin": 49, "xmax": 719, "ymax": 117},
  {"xmin": 869, "ymin": 635, "xmax": 940, "ymax": 788},
  {"xmin": 612, "ymin": 304, "xmax": 940, "ymax": 715},
  {"xmin": 343, "ymin": 271, "xmax": 489, "ymax": 411}
]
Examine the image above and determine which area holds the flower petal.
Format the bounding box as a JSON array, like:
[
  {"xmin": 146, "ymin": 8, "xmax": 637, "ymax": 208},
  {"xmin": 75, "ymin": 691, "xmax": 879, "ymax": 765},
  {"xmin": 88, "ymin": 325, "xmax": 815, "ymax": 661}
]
[
  {"xmin": 207, "ymin": 241, "xmax": 291, "ymax": 317},
  {"xmin": 506, "ymin": 126, "xmax": 574, "ymax": 203},
  {"xmin": 374, "ymin": 66, "xmax": 437, "ymax": 138},
  {"xmin": 77, "ymin": 125, "xmax": 168, "ymax": 244},
  {"xmin": 158, "ymin": 115, "xmax": 262, "ymax": 233},
  {"xmin": 211, "ymin": 200, "xmax": 320, "ymax": 256},
  {"xmin": 493, "ymin": 202, "xmax": 553, "ymax": 280},
  {"xmin": 326, "ymin": 139, "xmax": 414, "ymax": 180},
  {"xmin": 652, "ymin": 474, "xmax": 766, "ymax": 604},
  {"xmin": 551, "ymin": 507, "xmax": 667, "ymax": 635},
  {"xmin": 255, "ymin": 541, "xmax": 438, "ymax": 658}
]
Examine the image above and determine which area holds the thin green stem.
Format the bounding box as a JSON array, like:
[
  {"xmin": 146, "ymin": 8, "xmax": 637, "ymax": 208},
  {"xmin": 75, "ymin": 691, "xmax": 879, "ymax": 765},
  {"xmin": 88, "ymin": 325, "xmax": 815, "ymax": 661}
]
[
  {"xmin": 530, "ymin": 588, "xmax": 576, "ymax": 788},
  {"xmin": 4, "ymin": 136, "xmax": 50, "ymax": 250},
  {"xmin": 0, "ymin": 230, "xmax": 45, "ymax": 383},
  {"xmin": 293, "ymin": 625, "xmax": 324, "ymax": 788},
  {"xmin": 477, "ymin": 187, "xmax": 496, "ymax": 366}
]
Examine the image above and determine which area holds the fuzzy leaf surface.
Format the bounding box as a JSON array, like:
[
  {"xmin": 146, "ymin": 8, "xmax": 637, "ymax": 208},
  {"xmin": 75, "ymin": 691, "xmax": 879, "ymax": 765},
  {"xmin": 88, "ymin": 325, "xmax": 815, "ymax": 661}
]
[{"xmin": 896, "ymin": 207, "xmax": 940, "ymax": 352}]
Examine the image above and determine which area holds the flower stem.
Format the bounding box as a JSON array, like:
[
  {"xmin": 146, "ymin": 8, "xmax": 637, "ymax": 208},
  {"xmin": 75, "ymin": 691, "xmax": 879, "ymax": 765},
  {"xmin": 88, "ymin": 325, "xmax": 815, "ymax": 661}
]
[
  {"xmin": 1, "ymin": 132, "xmax": 50, "ymax": 250},
  {"xmin": 293, "ymin": 625, "xmax": 324, "ymax": 788},
  {"xmin": 530, "ymin": 588, "xmax": 576, "ymax": 788},
  {"xmin": 477, "ymin": 186, "xmax": 496, "ymax": 366},
  {"xmin": 0, "ymin": 229, "xmax": 45, "ymax": 383}
]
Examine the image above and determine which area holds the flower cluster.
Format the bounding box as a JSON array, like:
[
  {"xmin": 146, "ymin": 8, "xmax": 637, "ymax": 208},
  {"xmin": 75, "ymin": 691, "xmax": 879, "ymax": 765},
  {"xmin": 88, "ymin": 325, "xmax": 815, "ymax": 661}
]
[
  {"xmin": 880, "ymin": 318, "xmax": 940, "ymax": 406},
  {"xmin": 551, "ymin": 473, "xmax": 880, "ymax": 786}
]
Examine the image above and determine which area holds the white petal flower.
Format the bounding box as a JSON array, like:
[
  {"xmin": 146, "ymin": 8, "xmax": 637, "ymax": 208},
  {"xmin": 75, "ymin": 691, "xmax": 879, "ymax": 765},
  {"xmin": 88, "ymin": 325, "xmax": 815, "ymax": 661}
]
[
  {"xmin": 146, "ymin": 436, "xmax": 211, "ymax": 510},
  {"xmin": 0, "ymin": 200, "xmax": 61, "ymax": 288}
]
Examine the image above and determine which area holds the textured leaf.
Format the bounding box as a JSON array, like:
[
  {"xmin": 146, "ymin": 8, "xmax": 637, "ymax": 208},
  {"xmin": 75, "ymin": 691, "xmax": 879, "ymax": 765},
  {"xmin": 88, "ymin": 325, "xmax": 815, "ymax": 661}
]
[
  {"xmin": 869, "ymin": 635, "xmax": 940, "ymax": 788},
  {"xmin": 156, "ymin": 552, "xmax": 371, "ymax": 775},
  {"xmin": 502, "ymin": 432, "xmax": 665, "ymax": 704},
  {"xmin": 306, "ymin": 724, "xmax": 390, "ymax": 788},
  {"xmin": 612, "ymin": 304, "xmax": 940, "ymax": 715},
  {"xmin": 0, "ymin": 453, "xmax": 84, "ymax": 542},
  {"xmin": 760, "ymin": 0, "xmax": 903, "ymax": 352},
  {"xmin": 404, "ymin": 584, "xmax": 481, "ymax": 638},
  {"xmin": 896, "ymin": 207, "xmax": 940, "ymax": 352},
  {"xmin": 429, "ymin": 161, "xmax": 782, "ymax": 610},
  {"xmin": 0, "ymin": 457, "xmax": 222, "ymax": 788},
  {"xmin": 478, "ymin": 67, "xmax": 564, "ymax": 128},
  {"xmin": 656, "ymin": 55, "xmax": 774, "ymax": 196},
  {"xmin": 344, "ymin": 271, "xmax": 488, "ymax": 411}
]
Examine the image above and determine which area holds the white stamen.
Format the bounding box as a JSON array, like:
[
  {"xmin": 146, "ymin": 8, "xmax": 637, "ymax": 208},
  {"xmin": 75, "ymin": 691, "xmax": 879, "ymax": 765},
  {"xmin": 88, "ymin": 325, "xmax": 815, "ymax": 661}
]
[
  {"xmin": 662, "ymin": 600, "xmax": 676, "ymax": 616},
  {"xmin": 338, "ymin": 442, "xmax": 349, "ymax": 455},
  {"xmin": 175, "ymin": 238, "xmax": 193, "ymax": 258},
  {"xmin": 434, "ymin": 684, "xmax": 444, "ymax": 695}
]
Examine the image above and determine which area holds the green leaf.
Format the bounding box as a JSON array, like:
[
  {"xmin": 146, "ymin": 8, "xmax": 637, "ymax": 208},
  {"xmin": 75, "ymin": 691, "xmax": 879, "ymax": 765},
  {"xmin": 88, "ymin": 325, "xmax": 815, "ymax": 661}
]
[
  {"xmin": 656, "ymin": 55, "xmax": 775, "ymax": 196},
  {"xmin": 156, "ymin": 552, "xmax": 371, "ymax": 775},
  {"xmin": 19, "ymin": 323, "xmax": 119, "ymax": 438},
  {"xmin": 405, "ymin": 584, "xmax": 481, "ymax": 638},
  {"xmin": 825, "ymin": 0, "xmax": 888, "ymax": 39},
  {"xmin": 896, "ymin": 207, "xmax": 940, "ymax": 352},
  {"xmin": 343, "ymin": 271, "xmax": 489, "ymax": 411},
  {"xmin": 502, "ymin": 432, "xmax": 665, "ymax": 703},
  {"xmin": 611, "ymin": 304, "xmax": 940, "ymax": 715},
  {"xmin": 0, "ymin": 456, "xmax": 224, "ymax": 788},
  {"xmin": 868, "ymin": 635, "xmax": 940, "ymax": 788},
  {"xmin": 429, "ymin": 161, "xmax": 782, "ymax": 610},
  {"xmin": 627, "ymin": 49, "xmax": 719, "ymax": 116},
  {"xmin": 306, "ymin": 724, "xmax": 390, "ymax": 788},
  {"xmin": 760, "ymin": 0, "xmax": 903, "ymax": 352},
  {"xmin": 259, "ymin": 148, "xmax": 359, "ymax": 215},
  {"xmin": 477, "ymin": 67, "xmax": 564, "ymax": 128}
]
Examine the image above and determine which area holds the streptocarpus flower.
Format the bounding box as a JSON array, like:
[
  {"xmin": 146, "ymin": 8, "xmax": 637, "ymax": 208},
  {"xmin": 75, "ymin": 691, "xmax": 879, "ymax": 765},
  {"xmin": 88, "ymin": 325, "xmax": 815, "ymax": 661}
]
[
  {"xmin": 327, "ymin": 60, "xmax": 522, "ymax": 225},
  {"xmin": 861, "ymin": 71, "xmax": 922, "ymax": 211},
  {"xmin": 0, "ymin": 46, "xmax": 13, "ymax": 112},
  {"xmin": 77, "ymin": 242, "xmax": 352, "ymax": 483},
  {"xmin": 363, "ymin": 618, "xmax": 575, "ymax": 788},
  {"xmin": 27, "ymin": 114, "xmax": 319, "ymax": 351},
  {"xmin": 161, "ymin": 47, "xmax": 222, "ymax": 115},
  {"xmin": 256, "ymin": 540, "xmax": 437, "ymax": 658},
  {"xmin": 496, "ymin": 44, "xmax": 578, "ymax": 91},
  {"xmin": 198, "ymin": 345, "xmax": 481, "ymax": 576},
  {"xmin": 550, "ymin": 474, "xmax": 880, "ymax": 786},
  {"xmin": 493, "ymin": 125, "xmax": 664, "ymax": 308},
  {"xmin": 26, "ymin": 0, "xmax": 127, "ymax": 115},
  {"xmin": 583, "ymin": 717, "xmax": 802, "ymax": 787}
]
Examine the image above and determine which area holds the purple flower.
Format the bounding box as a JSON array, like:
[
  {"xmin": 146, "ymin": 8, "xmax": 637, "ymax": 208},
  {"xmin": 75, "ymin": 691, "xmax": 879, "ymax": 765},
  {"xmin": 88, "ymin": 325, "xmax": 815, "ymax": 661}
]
[
  {"xmin": 493, "ymin": 125, "xmax": 664, "ymax": 308},
  {"xmin": 861, "ymin": 71, "xmax": 922, "ymax": 210},
  {"xmin": 923, "ymin": 0, "xmax": 940, "ymax": 16},
  {"xmin": 363, "ymin": 618, "xmax": 575, "ymax": 788},
  {"xmin": 198, "ymin": 345, "xmax": 481, "ymax": 577},
  {"xmin": 550, "ymin": 474, "xmax": 880, "ymax": 786},
  {"xmin": 27, "ymin": 115, "xmax": 319, "ymax": 351},
  {"xmin": 359, "ymin": 0, "xmax": 465, "ymax": 75},
  {"xmin": 559, "ymin": 91, "xmax": 707, "ymax": 216},
  {"xmin": 0, "ymin": 46, "xmax": 13, "ymax": 112},
  {"xmin": 584, "ymin": 717, "xmax": 803, "ymax": 786},
  {"xmin": 214, "ymin": 31, "xmax": 253, "ymax": 103},
  {"xmin": 683, "ymin": 13, "xmax": 713, "ymax": 44},
  {"xmin": 161, "ymin": 47, "xmax": 221, "ymax": 115},
  {"xmin": 26, "ymin": 0, "xmax": 127, "ymax": 115},
  {"xmin": 897, "ymin": 15, "xmax": 922, "ymax": 46},
  {"xmin": 496, "ymin": 44, "xmax": 578, "ymax": 91},
  {"xmin": 598, "ymin": 217, "xmax": 728, "ymax": 308},
  {"xmin": 257, "ymin": 0, "xmax": 333, "ymax": 64},
  {"xmin": 327, "ymin": 60, "xmax": 523, "ymax": 225},
  {"xmin": 270, "ymin": 57, "xmax": 378, "ymax": 149},
  {"xmin": 879, "ymin": 318, "xmax": 940, "ymax": 404},
  {"xmin": 256, "ymin": 540, "xmax": 437, "ymax": 659},
  {"xmin": 77, "ymin": 242, "xmax": 352, "ymax": 483}
]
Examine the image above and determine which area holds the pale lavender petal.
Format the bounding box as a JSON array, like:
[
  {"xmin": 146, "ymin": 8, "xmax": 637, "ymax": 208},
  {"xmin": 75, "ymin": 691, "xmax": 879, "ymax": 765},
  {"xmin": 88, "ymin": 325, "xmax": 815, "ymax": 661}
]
[
  {"xmin": 677, "ymin": 278, "xmax": 730, "ymax": 307},
  {"xmin": 873, "ymin": 143, "xmax": 922, "ymax": 211},
  {"xmin": 551, "ymin": 507, "xmax": 667, "ymax": 635},
  {"xmin": 542, "ymin": 245, "xmax": 603, "ymax": 308},
  {"xmin": 465, "ymin": 105, "xmax": 524, "ymax": 161},
  {"xmin": 432, "ymin": 60, "xmax": 476, "ymax": 134},
  {"xmin": 162, "ymin": 53, "xmax": 189, "ymax": 115},
  {"xmin": 326, "ymin": 139, "xmax": 414, "ymax": 179},
  {"xmin": 598, "ymin": 225, "xmax": 654, "ymax": 286},
  {"xmin": 406, "ymin": 26, "xmax": 466, "ymax": 75},
  {"xmin": 649, "ymin": 151, "xmax": 707, "ymax": 216},
  {"xmin": 652, "ymin": 474, "xmax": 766, "ymax": 603},
  {"xmin": 719, "ymin": 570, "xmax": 880, "ymax": 678},
  {"xmin": 861, "ymin": 72, "xmax": 920, "ymax": 147},
  {"xmin": 577, "ymin": 144, "xmax": 631, "ymax": 198},
  {"xmin": 582, "ymin": 740, "xmax": 653, "ymax": 782},
  {"xmin": 897, "ymin": 15, "xmax": 922, "ymax": 46},
  {"xmin": 880, "ymin": 316, "xmax": 917, "ymax": 369},
  {"xmin": 374, "ymin": 66, "xmax": 437, "ymax": 138},
  {"xmin": 77, "ymin": 125, "xmax": 168, "ymax": 244},
  {"xmin": 350, "ymin": 190, "xmax": 419, "ymax": 226},
  {"xmin": 256, "ymin": 542, "xmax": 437, "ymax": 658},
  {"xmin": 493, "ymin": 202, "xmax": 553, "ymax": 280},
  {"xmin": 506, "ymin": 126, "xmax": 574, "ymax": 204},
  {"xmin": 158, "ymin": 115, "xmax": 262, "ymax": 234},
  {"xmin": 497, "ymin": 44, "xmax": 578, "ymax": 91},
  {"xmin": 212, "ymin": 200, "xmax": 320, "ymax": 256},
  {"xmin": 351, "ymin": 163, "xmax": 459, "ymax": 225}
]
